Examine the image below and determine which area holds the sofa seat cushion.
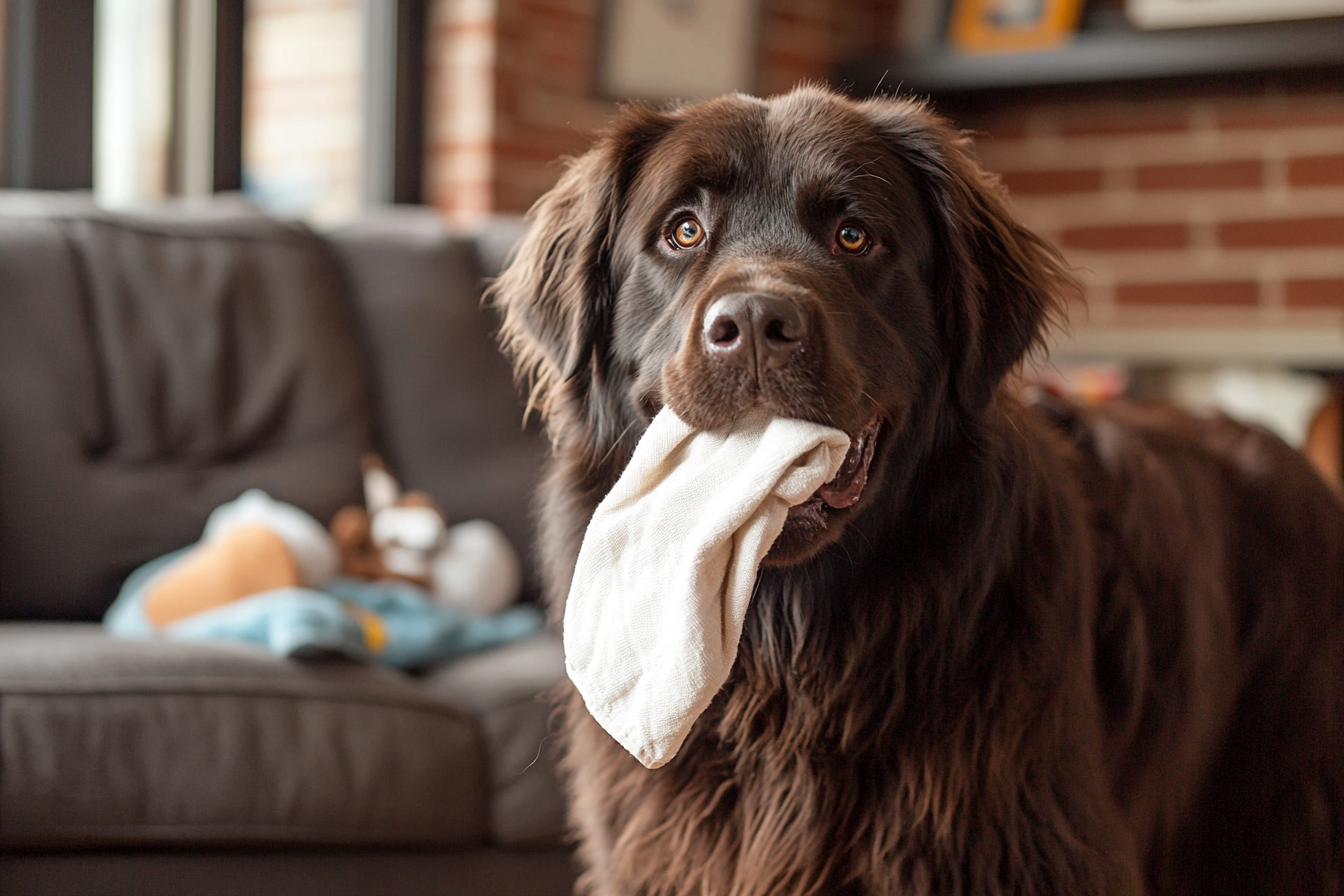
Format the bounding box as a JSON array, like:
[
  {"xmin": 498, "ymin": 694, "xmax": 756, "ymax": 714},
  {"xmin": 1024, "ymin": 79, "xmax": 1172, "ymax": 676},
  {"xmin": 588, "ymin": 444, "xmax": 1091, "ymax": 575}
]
[
  {"xmin": 0, "ymin": 624, "xmax": 495, "ymax": 849},
  {"xmin": 425, "ymin": 633, "xmax": 567, "ymax": 847}
]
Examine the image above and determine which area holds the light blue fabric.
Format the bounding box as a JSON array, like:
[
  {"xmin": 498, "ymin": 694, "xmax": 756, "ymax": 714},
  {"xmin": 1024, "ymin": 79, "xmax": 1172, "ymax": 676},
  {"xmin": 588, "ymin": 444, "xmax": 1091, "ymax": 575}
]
[{"xmin": 105, "ymin": 550, "xmax": 544, "ymax": 669}]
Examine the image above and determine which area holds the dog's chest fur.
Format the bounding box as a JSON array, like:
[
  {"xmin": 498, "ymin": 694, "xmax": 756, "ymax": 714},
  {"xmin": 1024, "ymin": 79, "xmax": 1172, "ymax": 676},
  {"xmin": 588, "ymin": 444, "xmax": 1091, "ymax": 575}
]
[{"xmin": 554, "ymin": 404, "xmax": 1127, "ymax": 896}]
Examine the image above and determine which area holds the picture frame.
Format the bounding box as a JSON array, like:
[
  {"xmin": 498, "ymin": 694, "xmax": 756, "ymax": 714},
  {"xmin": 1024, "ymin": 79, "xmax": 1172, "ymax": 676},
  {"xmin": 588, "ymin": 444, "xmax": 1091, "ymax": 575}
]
[
  {"xmin": 595, "ymin": 0, "xmax": 762, "ymax": 102},
  {"xmin": 947, "ymin": 0, "xmax": 1085, "ymax": 54}
]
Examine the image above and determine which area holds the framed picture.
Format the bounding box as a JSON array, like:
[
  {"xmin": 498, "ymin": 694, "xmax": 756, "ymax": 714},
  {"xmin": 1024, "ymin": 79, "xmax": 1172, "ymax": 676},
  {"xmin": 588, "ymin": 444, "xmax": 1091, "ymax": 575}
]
[
  {"xmin": 596, "ymin": 0, "xmax": 762, "ymax": 102},
  {"xmin": 947, "ymin": 0, "xmax": 1085, "ymax": 53},
  {"xmin": 1127, "ymin": 0, "xmax": 1344, "ymax": 28}
]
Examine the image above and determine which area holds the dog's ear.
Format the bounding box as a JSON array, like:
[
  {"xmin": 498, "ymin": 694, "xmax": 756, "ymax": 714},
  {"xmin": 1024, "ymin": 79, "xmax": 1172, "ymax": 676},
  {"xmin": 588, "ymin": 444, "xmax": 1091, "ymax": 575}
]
[
  {"xmin": 490, "ymin": 106, "xmax": 674, "ymax": 418},
  {"xmin": 862, "ymin": 98, "xmax": 1073, "ymax": 413}
]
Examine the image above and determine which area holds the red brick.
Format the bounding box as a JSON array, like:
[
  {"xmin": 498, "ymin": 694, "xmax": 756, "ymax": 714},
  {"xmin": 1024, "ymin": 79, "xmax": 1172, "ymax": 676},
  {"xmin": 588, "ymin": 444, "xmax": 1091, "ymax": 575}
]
[
  {"xmin": 976, "ymin": 120, "xmax": 1030, "ymax": 141},
  {"xmin": 1115, "ymin": 281, "xmax": 1259, "ymax": 306},
  {"xmin": 497, "ymin": 142, "xmax": 585, "ymax": 164},
  {"xmin": 1216, "ymin": 105, "xmax": 1344, "ymax": 131},
  {"xmin": 1135, "ymin": 159, "xmax": 1263, "ymax": 191},
  {"xmin": 1057, "ymin": 109, "xmax": 1189, "ymax": 137},
  {"xmin": 1059, "ymin": 223, "xmax": 1189, "ymax": 251},
  {"xmin": 761, "ymin": 51, "xmax": 831, "ymax": 81},
  {"xmin": 518, "ymin": 2, "xmax": 591, "ymax": 28},
  {"xmin": 1286, "ymin": 279, "xmax": 1344, "ymax": 308},
  {"xmin": 442, "ymin": 20, "xmax": 494, "ymax": 39},
  {"xmin": 1288, "ymin": 154, "xmax": 1344, "ymax": 187},
  {"xmin": 1218, "ymin": 217, "xmax": 1344, "ymax": 248},
  {"xmin": 962, "ymin": 107, "xmax": 1032, "ymax": 139},
  {"xmin": 1000, "ymin": 168, "xmax": 1103, "ymax": 195},
  {"xmin": 768, "ymin": 10, "xmax": 833, "ymax": 28}
]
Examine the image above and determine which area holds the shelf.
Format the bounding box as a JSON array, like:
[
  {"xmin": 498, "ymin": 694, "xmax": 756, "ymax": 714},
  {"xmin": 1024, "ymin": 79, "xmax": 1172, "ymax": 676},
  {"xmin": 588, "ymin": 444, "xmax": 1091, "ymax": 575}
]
[
  {"xmin": 837, "ymin": 17, "xmax": 1344, "ymax": 107},
  {"xmin": 1047, "ymin": 325, "xmax": 1344, "ymax": 367}
]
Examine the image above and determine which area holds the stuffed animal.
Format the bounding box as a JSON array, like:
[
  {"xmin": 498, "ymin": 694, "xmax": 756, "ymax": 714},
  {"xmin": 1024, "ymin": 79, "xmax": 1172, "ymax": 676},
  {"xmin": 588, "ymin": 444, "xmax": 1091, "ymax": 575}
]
[
  {"xmin": 110, "ymin": 480, "xmax": 539, "ymax": 668},
  {"xmin": 140, "ymin": 457, "xmax": 524, "ymax": 629},
  {"xmin": 141, "ymin": 489, "xmax": 340, "ymax": 627},
  {"xmin": 330, "ymin": 455, "xmax": 524, "ymax": 616}
]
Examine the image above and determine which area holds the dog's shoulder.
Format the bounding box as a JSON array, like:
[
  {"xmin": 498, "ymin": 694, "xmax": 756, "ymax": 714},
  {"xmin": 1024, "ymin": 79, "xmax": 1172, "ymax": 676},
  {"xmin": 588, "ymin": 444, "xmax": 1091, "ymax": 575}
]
[
  {"xmin": 1031, "ymin": 391, "xmax": 1343, "ymax": 668},
  {"xmin": 1030, "ymin": 394, "xmax": 1334, "ymax": 519}
]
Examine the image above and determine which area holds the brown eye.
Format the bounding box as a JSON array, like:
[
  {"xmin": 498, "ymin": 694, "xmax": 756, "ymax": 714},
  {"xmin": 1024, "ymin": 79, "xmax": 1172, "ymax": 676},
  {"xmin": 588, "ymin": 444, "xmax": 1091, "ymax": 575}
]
[
  {"xmin": 669, "ymin": 216, "xmax": 705, "ymax": 249},
  {"xmin": 836, "ymin": 223, "xmax": 869, "ymax": 254}
]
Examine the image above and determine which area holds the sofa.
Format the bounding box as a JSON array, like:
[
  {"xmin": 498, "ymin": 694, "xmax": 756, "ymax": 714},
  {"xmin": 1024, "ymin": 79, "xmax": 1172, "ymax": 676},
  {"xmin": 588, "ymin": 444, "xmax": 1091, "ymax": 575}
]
[{"xmin": 0, "ymin": 192, "xmax": 576, "ymax": 896}]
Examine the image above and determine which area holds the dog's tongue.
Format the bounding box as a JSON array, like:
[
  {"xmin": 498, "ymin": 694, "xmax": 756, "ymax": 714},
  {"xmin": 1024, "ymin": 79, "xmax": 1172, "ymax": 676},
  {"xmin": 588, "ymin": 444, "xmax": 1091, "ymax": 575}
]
[
  {"xmin": 817, "ymin": 417, "xmax": 880, "ymax": 509},
  {"xmin": 562, "ymin": 408, "xmax": 850, "ymax": 768}
]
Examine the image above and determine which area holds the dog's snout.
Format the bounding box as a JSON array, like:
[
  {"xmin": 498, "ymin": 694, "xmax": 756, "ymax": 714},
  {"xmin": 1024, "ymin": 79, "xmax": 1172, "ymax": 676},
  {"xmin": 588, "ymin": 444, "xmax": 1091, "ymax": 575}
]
[{"xmin": 702, "ymin": 293, "xmax": 808, "ymax": 372}]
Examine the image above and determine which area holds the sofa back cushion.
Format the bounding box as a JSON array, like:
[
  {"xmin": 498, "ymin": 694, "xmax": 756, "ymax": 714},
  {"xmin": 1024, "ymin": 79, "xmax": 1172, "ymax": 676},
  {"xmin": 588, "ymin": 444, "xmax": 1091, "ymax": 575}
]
[
  {"xmin": 327, "ymin": 212, "xmax": 544, "ymax": 588},
  {"xmin": 0, "ymin": 197, "xmax": 372, "ymax": 620}
]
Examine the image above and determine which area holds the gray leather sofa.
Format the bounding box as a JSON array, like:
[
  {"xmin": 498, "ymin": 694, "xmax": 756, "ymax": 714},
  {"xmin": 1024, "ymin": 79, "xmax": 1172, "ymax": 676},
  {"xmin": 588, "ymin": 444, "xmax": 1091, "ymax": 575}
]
[{"xmin": 0, "ymin": 193, "xmax": 575, "ymax": 896}]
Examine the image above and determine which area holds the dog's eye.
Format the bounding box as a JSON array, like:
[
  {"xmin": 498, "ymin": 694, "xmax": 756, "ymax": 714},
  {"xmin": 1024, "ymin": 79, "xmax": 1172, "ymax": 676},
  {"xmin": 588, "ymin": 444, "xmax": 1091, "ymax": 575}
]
[
  {"xmin": 669, "ymin": 217, "xmax": 705, "ymax": 249},
  {"xmin": 836, "ymin": 223, "xmax": 870, "ymax": 255}
]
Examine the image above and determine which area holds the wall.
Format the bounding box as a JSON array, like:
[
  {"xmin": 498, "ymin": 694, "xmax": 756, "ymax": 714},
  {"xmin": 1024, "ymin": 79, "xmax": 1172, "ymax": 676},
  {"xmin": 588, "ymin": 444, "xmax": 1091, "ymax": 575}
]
[
  {"xmin": 424, "ymin": 0, "xmax": 897, "ymax": 219},
  {"xmin": 422, "ymin": 4, "xmax": 1342, "ymax": 365},
  {"xmin": 967, "ymin": 90, "xmax": 1344, "ymax": 340},
  {"xmin": 243, "ymin": 0, "xmax": 363, "ymax": 222},
  {"xmin": 425, "ymin": 0, "xmax": 501, "ymax": 218}
]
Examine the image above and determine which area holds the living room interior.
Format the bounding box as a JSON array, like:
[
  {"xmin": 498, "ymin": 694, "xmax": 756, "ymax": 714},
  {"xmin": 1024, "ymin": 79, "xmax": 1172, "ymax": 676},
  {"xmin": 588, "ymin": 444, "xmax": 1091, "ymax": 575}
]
[{"xmin": 1, "ymin": 1, "xmax": 1341, "ymax": 895}]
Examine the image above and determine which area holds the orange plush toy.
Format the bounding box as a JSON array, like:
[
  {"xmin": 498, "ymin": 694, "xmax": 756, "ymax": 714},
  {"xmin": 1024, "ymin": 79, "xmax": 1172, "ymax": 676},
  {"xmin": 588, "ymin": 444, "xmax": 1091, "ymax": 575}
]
[{"xmin": 141, "ymin": 490, "xmax": 341, "ymax": 628}]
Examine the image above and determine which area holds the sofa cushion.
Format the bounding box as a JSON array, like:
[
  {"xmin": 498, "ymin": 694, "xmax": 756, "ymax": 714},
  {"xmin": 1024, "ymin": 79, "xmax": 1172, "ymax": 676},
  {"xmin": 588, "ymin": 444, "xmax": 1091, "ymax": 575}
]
[
  {"xmin": 0, "ymin": 624, "xmax": 490, "ymax": 848},
  {"xmin": 426, "ymin": 633, "xmax": 567, "ymax": 847},
  {"xmin": 0, "ymin": 197, "xmax": 373, "ymax": 620}
]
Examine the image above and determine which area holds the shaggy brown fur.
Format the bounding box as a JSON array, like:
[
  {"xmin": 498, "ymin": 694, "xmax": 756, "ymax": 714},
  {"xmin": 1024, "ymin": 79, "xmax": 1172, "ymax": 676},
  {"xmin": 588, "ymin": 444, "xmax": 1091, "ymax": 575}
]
[{"xmin": 490, "ymin": 86, "xmax": 1344, "ymax": 896}]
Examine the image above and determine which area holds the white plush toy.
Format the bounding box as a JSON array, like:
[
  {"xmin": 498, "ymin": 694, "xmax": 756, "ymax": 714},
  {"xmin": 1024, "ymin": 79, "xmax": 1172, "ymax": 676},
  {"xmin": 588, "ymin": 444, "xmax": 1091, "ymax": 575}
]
[{"xmin": 330, "ymin": 456, "xmax": 524, "ymax": 616}]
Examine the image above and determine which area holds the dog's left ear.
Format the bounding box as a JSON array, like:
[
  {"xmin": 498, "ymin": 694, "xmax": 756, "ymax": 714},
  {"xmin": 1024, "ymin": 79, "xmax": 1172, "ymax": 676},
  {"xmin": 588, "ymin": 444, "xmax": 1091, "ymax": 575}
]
[
  {"xmin": 863, "ymin": 98, "xmax": 1073, "ymax": 413},
  {"xmin": 490, "ymin": 106, "xmax": 675, "ymax": 418}
]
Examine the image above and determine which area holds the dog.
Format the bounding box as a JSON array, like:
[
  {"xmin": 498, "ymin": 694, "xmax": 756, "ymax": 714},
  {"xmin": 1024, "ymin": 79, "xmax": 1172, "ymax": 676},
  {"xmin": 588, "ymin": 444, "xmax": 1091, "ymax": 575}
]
[{"xmin": 490, "ymin": 86, "xmax": 1343, "ymax": 895}]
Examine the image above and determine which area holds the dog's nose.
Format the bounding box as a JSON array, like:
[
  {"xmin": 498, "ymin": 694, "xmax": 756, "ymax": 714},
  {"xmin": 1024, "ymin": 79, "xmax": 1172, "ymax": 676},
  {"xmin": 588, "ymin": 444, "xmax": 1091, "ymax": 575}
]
[{"xmin": 702, "ymin": 293, "xmax": 808, "ymax": 371}]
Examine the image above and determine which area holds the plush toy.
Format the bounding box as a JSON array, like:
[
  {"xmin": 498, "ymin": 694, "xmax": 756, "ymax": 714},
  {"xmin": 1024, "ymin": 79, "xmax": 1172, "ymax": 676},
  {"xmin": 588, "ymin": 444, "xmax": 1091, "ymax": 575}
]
[
  {"xmin": 142, "ymin": 489, "xmax": 340, "ymax": 627},
  {"xmin": 107, "ymin": 483, "xmax": 541, "ymax": 668},
  {"xmin": 330, "ymin": 455, "xmax": 524, "ymax": 616}
]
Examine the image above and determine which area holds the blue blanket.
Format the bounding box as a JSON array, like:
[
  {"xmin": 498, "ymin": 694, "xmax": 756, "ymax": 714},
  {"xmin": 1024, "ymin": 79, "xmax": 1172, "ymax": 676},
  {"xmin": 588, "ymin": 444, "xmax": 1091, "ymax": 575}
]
[{"xmin": 105, "ymin": 549, "xmax": 545, "ymax": 669}]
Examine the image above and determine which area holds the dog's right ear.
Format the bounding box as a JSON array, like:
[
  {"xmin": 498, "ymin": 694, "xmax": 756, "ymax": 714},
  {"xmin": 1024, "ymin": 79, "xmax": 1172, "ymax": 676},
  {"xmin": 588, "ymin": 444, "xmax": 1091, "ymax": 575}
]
[
  {"xmin": 490, "ymin": 107, "xmax": 674, "ymax": 417},
  {"xmin": 860, "ymin": 96, "xmax": 1072, "ymax": 414}
]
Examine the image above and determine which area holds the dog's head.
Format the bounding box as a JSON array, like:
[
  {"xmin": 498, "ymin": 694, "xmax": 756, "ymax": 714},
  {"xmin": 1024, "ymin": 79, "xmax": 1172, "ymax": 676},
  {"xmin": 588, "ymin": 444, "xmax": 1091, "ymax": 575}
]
[{"xmin": 493, "ymin": 86, "xmax": 1069, "ymax": 564}]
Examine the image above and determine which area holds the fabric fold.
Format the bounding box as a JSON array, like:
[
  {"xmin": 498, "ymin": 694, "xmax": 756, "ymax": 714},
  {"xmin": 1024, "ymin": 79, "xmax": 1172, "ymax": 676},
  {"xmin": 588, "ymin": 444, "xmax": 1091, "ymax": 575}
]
[{"xmin": 563, "ymin": 407, "xmax": 850, "ymax": 768}]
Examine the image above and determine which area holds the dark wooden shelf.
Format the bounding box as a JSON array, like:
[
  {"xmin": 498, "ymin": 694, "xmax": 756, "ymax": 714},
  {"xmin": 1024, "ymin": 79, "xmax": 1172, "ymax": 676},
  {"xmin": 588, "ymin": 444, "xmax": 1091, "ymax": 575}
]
[{"xmin": 837, "ymin": 17, "xmax": 1344, "ymax": 108}]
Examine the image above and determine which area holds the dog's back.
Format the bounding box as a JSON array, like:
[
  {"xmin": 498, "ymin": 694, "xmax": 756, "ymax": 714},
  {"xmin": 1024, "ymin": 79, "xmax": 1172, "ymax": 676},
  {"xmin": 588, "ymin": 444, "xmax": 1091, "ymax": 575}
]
[{"xmin": 1060, "ymin": 400, "xmax": 1344, "ymax": 893}]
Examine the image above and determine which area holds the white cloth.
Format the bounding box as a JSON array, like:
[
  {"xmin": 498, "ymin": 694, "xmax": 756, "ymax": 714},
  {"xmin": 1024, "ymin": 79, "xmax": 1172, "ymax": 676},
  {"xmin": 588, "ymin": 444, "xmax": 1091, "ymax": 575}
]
[{"xmin": 563, "ymin": 407, "xmax": 850, "ymax": 769}]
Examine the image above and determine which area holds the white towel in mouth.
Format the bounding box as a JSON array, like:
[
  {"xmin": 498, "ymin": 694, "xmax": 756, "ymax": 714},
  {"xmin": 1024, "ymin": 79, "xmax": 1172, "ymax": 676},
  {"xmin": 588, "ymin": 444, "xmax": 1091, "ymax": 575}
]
[{"xmin": 563, "ymin": 406, "xmax": 851, "ymax": 769}]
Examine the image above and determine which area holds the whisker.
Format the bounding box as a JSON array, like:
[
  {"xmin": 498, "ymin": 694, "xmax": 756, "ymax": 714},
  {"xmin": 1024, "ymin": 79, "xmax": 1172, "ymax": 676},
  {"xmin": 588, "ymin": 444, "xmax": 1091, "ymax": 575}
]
[{"xmin": 598, "ymin": 420, "xmax": 640, "ymax": 465}]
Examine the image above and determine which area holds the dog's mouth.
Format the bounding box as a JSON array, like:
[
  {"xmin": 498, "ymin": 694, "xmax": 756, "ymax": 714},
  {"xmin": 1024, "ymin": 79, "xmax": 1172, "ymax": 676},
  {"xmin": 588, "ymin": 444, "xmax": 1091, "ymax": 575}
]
[
  {"xmin": 767, "ymin": 414, "xmax": 882, "ymax": 564},
  {"xmin": 817, "ymin": 414, "xmax": 882, "ymax": 510}
]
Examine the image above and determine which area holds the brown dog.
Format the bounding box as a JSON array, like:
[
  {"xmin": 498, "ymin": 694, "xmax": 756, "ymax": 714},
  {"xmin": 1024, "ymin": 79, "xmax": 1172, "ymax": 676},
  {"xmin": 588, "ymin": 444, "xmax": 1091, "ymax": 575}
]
[{"xmin": 491, "ymin": 86, "xmax": 1343, "ymax": 895}]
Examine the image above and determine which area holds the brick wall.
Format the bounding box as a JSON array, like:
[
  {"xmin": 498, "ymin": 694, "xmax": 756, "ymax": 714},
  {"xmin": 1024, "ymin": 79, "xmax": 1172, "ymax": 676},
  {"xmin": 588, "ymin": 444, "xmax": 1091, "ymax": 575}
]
[
  {"xmin": 425, "ymin": 0, "xmax": 498, "ymax": 218},
  {"xmin": 419, "ymin": 5, "xmax": 1344, "ymax": 362},
  {"xmin": 243, "ymin": 0, "xmax": 363, "ymax": 222},
  {"xmin": 966, "ymin": 91, "xmax": 1344, "ymax": 338},
  {"xmin": 490, "ymin": 0, "xmax": 612, "ymax": 214},
  {"xmin": 759, "ymin": 0, "xmax": 898, "ymax": 96},
  {"xmin": 425, "ymin": 0, "xmax": 897, "ymax": 219}
]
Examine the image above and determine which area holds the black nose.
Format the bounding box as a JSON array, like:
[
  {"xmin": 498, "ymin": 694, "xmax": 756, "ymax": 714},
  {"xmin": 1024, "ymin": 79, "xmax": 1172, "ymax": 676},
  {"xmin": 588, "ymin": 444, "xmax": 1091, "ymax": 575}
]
[{"xmin": 702, "ymin": 293, "xmax": 808, "ymax": 372}]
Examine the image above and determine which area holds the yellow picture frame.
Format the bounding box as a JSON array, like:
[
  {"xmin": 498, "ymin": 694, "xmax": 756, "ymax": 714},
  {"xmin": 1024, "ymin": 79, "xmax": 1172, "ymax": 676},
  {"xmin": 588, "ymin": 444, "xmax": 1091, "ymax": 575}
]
[{"xmin": 948, "ymin": 0, "xmax": 1086, "ymax": 53}]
